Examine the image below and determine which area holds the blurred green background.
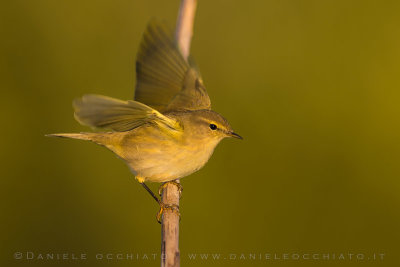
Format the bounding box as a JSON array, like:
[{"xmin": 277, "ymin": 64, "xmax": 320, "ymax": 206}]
[{"xmin": 1, "ymin": 0, "xmax": 400, "ymax": 266}]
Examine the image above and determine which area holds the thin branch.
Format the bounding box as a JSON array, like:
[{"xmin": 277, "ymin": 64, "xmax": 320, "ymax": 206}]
[
  {"xmin": 175, "ymin": 0, "xmax": 197, "ymax": 60},
  {"xmin": 160, "ymin": 1, "xmax": 197, "ymax": 267},
  {"xmin": 160, "ymin": 182, "xmax": 181, "ymax": 267}
]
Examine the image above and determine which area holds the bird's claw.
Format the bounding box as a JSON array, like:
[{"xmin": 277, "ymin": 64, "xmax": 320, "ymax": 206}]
[
  {"xmin": 157, "ymin": 203, "xmax": 180, "ymax": 224},
  {"xmin": 158, "ymin": 181, "xmax": 183, "ymax": 198}
]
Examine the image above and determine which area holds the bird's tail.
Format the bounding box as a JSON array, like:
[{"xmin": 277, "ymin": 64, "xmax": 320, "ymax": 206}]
[
  {"xmin": 46, "ymin": 132, "xmax": 110, "ymax": 145},
  {"xmin": 46, "ymin": 133, "xmax": 91, "ymax": 140}
]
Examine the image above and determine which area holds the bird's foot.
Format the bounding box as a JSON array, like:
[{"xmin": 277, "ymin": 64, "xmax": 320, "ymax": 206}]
[
  {"xmin": 158, "ymin": 180, "xmax": 183, "ymax": 198},
  {"xmin": 157, "ymin": 203, "xmax": 180, "ymax": 224}
]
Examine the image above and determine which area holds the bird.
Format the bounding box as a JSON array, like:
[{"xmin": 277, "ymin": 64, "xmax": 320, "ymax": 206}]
[{"xmin": 48, "ymin": 20, "xmax": 242, "ymax": 221}]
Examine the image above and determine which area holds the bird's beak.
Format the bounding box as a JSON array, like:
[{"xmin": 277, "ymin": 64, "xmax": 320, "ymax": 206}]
[{"xmin": 228, "ymin": 131, "xmax": 243, "ymax": 140}]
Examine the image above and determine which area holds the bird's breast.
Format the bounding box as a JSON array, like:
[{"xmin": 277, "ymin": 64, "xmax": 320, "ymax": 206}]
[{"xmin": 119, "ymin": 130, "xmax": 219, "ymax": 182}]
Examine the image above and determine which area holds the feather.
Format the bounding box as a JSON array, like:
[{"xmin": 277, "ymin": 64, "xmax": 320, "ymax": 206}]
[
  {"xmin": 134, "ymin": 20, "xmax": 211, "ymax": 112},
  {"xmin": 73, "ymin": 94, "xmax": 182, "ymax": 132}
]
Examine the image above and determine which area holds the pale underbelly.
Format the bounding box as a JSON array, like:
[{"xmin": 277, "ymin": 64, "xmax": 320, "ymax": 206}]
[{"xmin": 123, "ymin": 143, "xmax": 215, "ymax": 183}]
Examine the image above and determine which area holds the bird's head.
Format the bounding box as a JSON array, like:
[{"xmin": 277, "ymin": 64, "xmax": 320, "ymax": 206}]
[{"xmin": 178, "ymin": 110, "xmax": 242, "ymax": 142}]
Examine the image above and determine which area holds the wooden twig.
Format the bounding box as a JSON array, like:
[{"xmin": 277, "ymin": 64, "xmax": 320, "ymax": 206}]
[
  {"xmin": 160, "ymin": 1, "xmax": 197, "ymax": 267},
  {"xmin": 160, "ymin": 181, "xmax": 181, "ymax": 267},
  {"xmin": 175, "ymin": 0, "xmax": 197, "ymax": 59}
]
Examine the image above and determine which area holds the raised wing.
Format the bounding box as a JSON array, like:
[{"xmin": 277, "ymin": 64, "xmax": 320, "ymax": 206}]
[
  {"xmin": 73, "ymin": 94, "xmax": 182, "ymax": 132},
  {"xmin": 134, "ymin": 20, "xmax": 211, "ymax": 112}
]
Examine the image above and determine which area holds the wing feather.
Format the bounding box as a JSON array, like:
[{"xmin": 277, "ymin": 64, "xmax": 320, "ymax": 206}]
[
  {"xmin": 134, "ymin": 20, "xmax": 211, "ymax": 112},
  {"xmin": 73, "ymin": 94, "xmax": 181, "ymax": 132}
]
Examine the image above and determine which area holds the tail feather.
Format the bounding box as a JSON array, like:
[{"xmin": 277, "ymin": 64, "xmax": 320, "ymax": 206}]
[
  {"xmin": 46, "ymin": 133, "xmax": 94, "ymax": 141},
  {"xmin": 46, "ymin": 132, "xmax": 123, "ymax": 154}
]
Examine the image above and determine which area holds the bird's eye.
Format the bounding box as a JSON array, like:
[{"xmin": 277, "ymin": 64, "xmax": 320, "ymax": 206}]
[{"xmin": 209, "ymin": 124, "xmax": 217, "ymax": 130}]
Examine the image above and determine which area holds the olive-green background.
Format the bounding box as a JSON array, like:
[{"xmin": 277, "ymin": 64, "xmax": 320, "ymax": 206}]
[{"xmin": 1, "ymin": 0, "xmax": 399, "ymax": 266}]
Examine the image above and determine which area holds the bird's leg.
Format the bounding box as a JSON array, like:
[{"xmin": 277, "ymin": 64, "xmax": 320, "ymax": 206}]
[
  {"xmin": 139, "ymin": 182, "xmax": 180, "ymax": 223},
  {"xmin": 140, "ymin": 182, "xmax": 160, "ymax": 203},
  {"xmin": 158, "ymin": 180, "xmax": 183, "ymax": 198}
]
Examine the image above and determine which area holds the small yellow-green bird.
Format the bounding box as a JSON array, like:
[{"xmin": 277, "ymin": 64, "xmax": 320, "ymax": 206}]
[{"xmin": 48, "ymin": 21, "xmax": 241, "ymax": 218}]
